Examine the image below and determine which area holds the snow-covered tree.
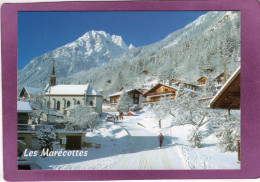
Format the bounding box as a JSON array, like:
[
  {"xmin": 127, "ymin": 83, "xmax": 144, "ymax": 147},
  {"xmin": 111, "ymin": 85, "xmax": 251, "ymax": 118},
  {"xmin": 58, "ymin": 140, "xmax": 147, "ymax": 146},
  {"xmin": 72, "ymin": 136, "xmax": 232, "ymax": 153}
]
[
  {"xmin": 188, "ymin": 127, "xmax": 203, "ymax": 148},
  {"xmin": 117, "ymin": 90, "xmax": 134, "ymax": 112},
  {"xmin": 66, "ymin": 105, "xmax": 99, "ymax": 130},
  {"xmin": 154, "ymin": 96, "xmax": 176, "ymax": 123},
  {"xmin": 203, "ymin": 74, "xmax": 217, "ymax": 97},
  {"xmin": 37, "ymin": 127, "xmax": 56, "ymax": 151}
]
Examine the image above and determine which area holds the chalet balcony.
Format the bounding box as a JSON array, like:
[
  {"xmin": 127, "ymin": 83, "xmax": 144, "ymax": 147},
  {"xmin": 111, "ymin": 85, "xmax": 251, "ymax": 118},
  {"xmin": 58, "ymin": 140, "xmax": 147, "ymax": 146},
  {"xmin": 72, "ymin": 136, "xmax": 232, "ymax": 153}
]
[
  {"xmin": 142, "ymin": 97, "xmax": 175, "ymax": 104},
  {"xmin": 17, "ymin": 124, "xmax": 36, "ymax": 131},
  {"xmin": 17, "ymin": 124, "xmax": 44, "ymax": 131},
  {"xmin": 147, "ymin": 91, "xmax": 176, "ymax": 97}
]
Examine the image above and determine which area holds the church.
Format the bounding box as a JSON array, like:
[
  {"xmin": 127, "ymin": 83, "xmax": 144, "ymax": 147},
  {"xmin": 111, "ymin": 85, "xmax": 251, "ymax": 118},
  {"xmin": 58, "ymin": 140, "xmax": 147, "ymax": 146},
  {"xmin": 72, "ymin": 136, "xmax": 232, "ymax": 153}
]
[{"xmin": 44, "ymin": 62, "xmax": 103, "ymax": 116}]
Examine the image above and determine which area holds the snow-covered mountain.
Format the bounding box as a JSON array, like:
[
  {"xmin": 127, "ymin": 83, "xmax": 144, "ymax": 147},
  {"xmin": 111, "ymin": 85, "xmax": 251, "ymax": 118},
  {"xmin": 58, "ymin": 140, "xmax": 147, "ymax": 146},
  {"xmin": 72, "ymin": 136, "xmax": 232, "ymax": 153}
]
[
  {"xmin": 17, "ymin": 30, "xmax": 130, "ymax": 89},
  {"xmin": 18, "ymin": 11, "xmax": 240, "ymax": 96}
]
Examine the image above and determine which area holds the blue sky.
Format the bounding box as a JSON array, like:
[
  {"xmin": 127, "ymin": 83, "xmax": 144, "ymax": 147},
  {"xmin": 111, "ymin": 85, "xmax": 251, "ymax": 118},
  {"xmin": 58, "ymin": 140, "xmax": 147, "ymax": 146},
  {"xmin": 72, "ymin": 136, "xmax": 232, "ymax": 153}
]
[{"xmin": 18, "ymin": 11, "xmax": 208, "ymax": 70}]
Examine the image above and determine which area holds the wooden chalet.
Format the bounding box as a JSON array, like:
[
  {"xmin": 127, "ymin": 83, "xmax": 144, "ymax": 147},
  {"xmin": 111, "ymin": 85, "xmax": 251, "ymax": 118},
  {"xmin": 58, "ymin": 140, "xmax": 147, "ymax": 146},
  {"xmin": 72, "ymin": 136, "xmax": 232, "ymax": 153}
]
[
  {"xmin": 205, "ymin": 68, "xmax": 214, "ymax": 73},
  {"xmin": 109, "ymin": 87, "xmax": 142, "ymax": 105},
  {"xmin": 197, "ymin": 76, "xmax": 207, "ymax": 85},
  {"xmin": 19, "ymin": 86, "xmax": 43, "ymax": 99},
  {"xmin": 143, "ymin": 83, "xmax": 178, "ymax": 103},
  {"xmin": 170, "ymin": 79, "xmax": 198, "ymax": 91},
  {"xmin": 214, "ymin": 72, "xmax": 231, "ymax": 85},
  {"xmin": 210, "ymin": 66, "xmax": 241, "ymax": 162},
  {"xmin": 182, "ymin": 82, "xmax": 198, "ymax": 91},
  {"xmin": 210, "ymin": 67, "xmax": 240, "ymax": 110}
]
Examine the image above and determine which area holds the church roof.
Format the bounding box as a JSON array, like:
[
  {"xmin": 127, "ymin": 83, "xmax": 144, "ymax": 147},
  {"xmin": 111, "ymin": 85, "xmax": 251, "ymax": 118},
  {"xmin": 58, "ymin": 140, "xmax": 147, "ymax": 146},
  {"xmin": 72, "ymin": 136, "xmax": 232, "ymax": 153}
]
[{"xmin": 45, "ymin": 84, "xmax": 102, "ymax": 96}]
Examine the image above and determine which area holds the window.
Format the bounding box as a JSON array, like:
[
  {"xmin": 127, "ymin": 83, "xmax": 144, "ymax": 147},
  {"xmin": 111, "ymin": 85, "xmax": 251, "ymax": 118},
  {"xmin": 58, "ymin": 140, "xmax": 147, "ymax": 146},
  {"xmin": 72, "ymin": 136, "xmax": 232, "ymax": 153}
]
[
  {"xmin": 47, "ymin": 101, "xmax": 50, "ymax": 107},
  {"xmin": 165, "ymin": 89, "xmax": 168, "ymax": 92},
  {"xmin": 135, "ymin": 94, "xmax": 138, "ymax": 97},
  {"xmin": 77, "ymin": 101, "xmax": 80, "ymax": 105},
  {"xmin": 67, "ymin": 101, "xmax": 70, "ymax": 108},
  {"xmin": 57, "ymin": 101, "xmax": 60, "ymax": 110},
  {"xmin": 90, "ymin": 101, "xmax": 93, "ymax": 106}
]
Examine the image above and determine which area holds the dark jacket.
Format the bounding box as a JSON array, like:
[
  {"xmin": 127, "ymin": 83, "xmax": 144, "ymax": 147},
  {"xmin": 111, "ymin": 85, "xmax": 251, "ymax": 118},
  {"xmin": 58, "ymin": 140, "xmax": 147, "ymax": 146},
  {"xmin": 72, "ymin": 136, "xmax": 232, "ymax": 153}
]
[{"xmin": 158, "ymin": 135, "xmax": 164, "ymax": 141}]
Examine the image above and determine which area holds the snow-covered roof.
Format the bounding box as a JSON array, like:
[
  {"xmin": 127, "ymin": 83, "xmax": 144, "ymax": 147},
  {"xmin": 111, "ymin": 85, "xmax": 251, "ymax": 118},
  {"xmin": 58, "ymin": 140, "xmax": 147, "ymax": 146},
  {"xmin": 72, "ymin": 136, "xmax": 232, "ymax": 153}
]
[
  {"xmin": 17, "ymin": 101, "xmax": 33, "ymax": 113},
  {"xmin": 55, "ymin": 130, "xmax": 86, "ymax": 134},
  {"xmin": 160, "ymin": 83, "xmax": 179, "ymax": 91},
  {"xmin": 23, "ymin": 86, "xmax": 43, "ymax": 95},
  {"xmin": 30, "ymin": 103, "xmax": 63, "ymax": 117},
  {"xmin": 210, "ymin": 66, "xmax": 240, "ymax": 106},
  {"xmin": 45, "ymin": 84, "xmax": 102, "ymax": 96},
  {"xmin": 144, "ymin": 83, "xmax": 197, "ymax": 96},
  {"xmin": 108, "ymin": 88, "xmax": 136, "ymax": 97}
]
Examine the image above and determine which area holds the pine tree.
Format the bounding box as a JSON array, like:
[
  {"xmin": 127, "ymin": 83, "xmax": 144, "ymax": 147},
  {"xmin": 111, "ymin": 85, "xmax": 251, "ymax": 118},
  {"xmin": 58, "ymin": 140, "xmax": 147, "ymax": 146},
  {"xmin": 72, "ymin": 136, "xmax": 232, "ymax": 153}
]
[
  {"xmin": 188, "ymin": 127, "xmax": 203, "ymax": 148},
  {"xmin": 37, "ymin": 128, "xmax": 56, "ymax": 151},
  {"xmin": 217, "ymin": 114, "xmax": 240, "ymax": 152}
]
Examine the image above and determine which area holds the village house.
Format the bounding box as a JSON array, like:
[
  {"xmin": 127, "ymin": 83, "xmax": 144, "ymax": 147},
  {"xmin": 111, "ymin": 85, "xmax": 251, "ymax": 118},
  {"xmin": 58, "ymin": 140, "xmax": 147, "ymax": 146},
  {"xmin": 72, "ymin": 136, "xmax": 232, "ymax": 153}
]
[
  {"xmin": 143, "ymin": 83, "xmax": 178, "ymax": 103},
  {"xmin": 55, "ymin": 130, "xmax": 86, "ymax": 150},
  {"xmin": 17, "ymin": 101, "xmax": 39, "ymax": 156},
  {"xmin": 17, "ymin": 102, "xmax": 87, "ymax": 152},
  {"xmin": 30, "ymin": 102, "xmax": 64, "ymax": 122},
  {"xmin": 210, "ymin": 66, "xmax": 240, "ymax": 162},
  {"xmin": 109, "ymin": 87, "xmax": 143, "ymax": 107},
  {"xmin": 197, "ymin": 76, "xmax": 207, "ymax": 85},
  {"xmin": 210, "ymin": 67, "xmax": 240, "ymax": 110},
  {"xmin": 44, "ymin": 63, "xmax": 103, "ymax": 116},
  {"xmin": 169, "ymin": 79, "xmax": 198, "ymax": 91},
  {"xmin": 19, "ymin": 86, "xmax": 43, "ymax": 100},
  {"xmin": 205, "ymin": 68, "xmax": 214, "ymax": 73},
  {"xmin": 143, "ymin": 83, "xmax": 197, "ymax": 103},
  {"xmin": 213, "ymin": 72, "xmax": 231, "ymax": 89}
]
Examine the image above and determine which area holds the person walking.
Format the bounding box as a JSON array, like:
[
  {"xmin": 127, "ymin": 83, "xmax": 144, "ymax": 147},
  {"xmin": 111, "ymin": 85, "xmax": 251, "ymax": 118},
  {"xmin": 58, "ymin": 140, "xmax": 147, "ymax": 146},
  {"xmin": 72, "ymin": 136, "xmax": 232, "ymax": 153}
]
[
  {"xmin": 158, "ymin": 133, "xmax": 164, "ymax": 148},
  {"xmin": 121, "ymin": 112, "xmax": 124, "ymax": 120}
]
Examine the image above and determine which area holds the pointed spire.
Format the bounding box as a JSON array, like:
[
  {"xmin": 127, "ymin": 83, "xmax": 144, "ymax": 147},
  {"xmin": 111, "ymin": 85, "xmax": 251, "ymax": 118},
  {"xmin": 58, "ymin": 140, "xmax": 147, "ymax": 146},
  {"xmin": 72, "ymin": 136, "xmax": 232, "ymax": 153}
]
[
  {"xmin": 49, "ymin": 59, "xmax": 56, "ymax": 86},
  {"xmin": 51, "ymin": 59, "xmax": 55, "ymax": 76}
]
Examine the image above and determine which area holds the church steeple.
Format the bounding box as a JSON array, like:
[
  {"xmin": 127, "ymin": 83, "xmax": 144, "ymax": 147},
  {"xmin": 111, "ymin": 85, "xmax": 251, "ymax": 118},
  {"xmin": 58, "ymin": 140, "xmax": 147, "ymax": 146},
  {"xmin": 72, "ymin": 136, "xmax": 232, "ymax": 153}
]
[{"xmin": 49, "ymin": 60, "xmax": 56, "ymax": 86}]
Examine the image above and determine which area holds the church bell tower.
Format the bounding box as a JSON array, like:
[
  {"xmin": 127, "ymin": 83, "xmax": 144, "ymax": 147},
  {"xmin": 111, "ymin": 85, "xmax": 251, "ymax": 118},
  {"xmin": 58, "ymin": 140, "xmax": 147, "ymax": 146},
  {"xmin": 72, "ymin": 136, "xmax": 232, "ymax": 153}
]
[{"xmin": 49, "ymin": 60, "xmax": 56, "ymax": 86}]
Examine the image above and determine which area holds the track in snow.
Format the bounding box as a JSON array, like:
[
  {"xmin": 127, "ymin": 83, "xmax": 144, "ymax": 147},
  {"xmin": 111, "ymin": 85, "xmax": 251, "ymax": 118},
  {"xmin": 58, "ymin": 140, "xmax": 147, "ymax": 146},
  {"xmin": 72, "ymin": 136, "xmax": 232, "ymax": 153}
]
[{"xmin": 109, "ymin": 115, "xmax": 189, "ymax": 169}]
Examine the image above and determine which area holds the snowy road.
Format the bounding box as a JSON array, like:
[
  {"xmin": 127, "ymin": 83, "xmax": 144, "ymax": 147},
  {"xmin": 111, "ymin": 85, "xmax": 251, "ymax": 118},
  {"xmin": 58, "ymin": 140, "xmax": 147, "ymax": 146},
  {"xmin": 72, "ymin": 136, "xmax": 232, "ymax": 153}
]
[{"xmin": 109, "ymin": 115, "xmax": 189, "ymax": 169}]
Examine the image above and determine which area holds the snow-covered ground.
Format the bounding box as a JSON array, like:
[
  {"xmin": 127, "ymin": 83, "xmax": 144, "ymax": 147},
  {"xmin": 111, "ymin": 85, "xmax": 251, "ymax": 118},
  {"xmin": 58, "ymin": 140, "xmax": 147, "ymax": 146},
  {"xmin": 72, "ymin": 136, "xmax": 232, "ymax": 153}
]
[
  {"xmin": 137, "ymin": 107, "xmax": 241, "ymax": 169},
  {"xmin": 28, "ymin": 121, "xmax": 131, "ymax": 170},
  {"xmin": 27, "ymin": 107, "xmax": 240, "ymax": 170}
]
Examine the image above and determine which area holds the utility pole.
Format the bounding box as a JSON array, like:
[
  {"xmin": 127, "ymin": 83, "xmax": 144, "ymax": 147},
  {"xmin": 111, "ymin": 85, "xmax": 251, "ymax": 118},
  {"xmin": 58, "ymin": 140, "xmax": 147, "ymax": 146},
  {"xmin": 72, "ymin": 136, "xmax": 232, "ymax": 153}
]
[
  {"xmin": 224, "ymin": 61, "xmax": 228, "ymax": 82},
  {"xmin": 47, "ymin": 84, "xmax": 51, "ymax": 123},
  {"xmin": 47, "ymin": 59, "xmax": 55, "ymax": 123}
]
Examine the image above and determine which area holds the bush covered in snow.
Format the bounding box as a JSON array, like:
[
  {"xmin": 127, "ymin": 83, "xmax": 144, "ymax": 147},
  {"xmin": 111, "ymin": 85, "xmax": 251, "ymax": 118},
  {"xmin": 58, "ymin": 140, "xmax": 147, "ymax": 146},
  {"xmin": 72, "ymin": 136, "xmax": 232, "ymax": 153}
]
[
  {"xmin": 66, "ymin": 105, "xmax": 100, "ymax": 130},
  {"xmin": 188, "ymin": 127, "xmax": 203, "ymax": 148}
]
